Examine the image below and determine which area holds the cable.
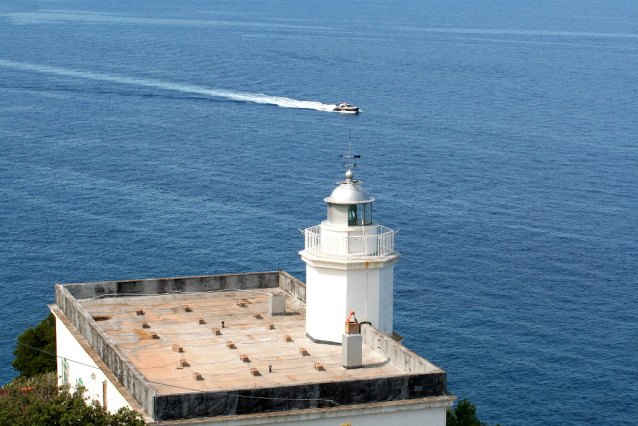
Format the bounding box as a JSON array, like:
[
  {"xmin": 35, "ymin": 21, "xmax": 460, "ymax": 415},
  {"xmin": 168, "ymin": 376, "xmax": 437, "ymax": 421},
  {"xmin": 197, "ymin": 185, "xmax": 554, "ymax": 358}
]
[{"xmin": 0, "ymin": 334, "xmax": 339, "ymax": 406}]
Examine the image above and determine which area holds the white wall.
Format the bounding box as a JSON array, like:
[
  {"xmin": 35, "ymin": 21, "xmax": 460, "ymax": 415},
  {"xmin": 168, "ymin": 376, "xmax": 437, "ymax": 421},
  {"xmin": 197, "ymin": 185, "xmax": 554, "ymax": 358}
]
[
  {"xmin": 54, "ymin": 314, "xmax": 132, "ymax": 414},
  {"xmin": 377, "ymin": 265, "xmax": 394, "ymax": 336},
  {"xmin": 344, "ymin": 265, "xmax": 393, "ymax": 337},
  {"xmin": 156, "ymin": 399, "xmax": 452, "ymax": 426},
  {"xmin": 306, "ymin": 262, "xmax": 394, "ymax": 343},
  {"xmin": 345, "ymin": 268, "xmax": 377, "ymax": 326},
  {"xmin": 306, "ymin": 265, "xmax": 347, "ymax": 342},
  {"xmin": 272, "ymin": 405, "xmax": 447, "ymax": 426}
]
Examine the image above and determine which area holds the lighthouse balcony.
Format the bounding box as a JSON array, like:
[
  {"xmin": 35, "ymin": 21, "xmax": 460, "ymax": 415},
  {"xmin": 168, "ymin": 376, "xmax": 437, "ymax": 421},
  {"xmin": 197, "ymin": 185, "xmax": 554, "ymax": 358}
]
[{"xmin": 303, "ymin": 224, "xmax": 396, "ymax": 259}]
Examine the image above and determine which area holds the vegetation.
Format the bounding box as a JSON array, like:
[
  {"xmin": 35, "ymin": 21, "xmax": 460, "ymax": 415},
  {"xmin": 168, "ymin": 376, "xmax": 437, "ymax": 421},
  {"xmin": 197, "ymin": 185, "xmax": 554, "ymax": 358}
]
[
  {"xmin": 447, "ymin": 398, "xmax": 503, "ymax": 426},
  {"xmin": 7, "ymin": 314, "xmax": 145, "ymax": 425},
  {"xmin": 0, "ymin": 372, "xmax": 145, "ymax": 426},
  {"xmin": 12, "ymin": 313, "xmax": 56, "ymax": 378}
]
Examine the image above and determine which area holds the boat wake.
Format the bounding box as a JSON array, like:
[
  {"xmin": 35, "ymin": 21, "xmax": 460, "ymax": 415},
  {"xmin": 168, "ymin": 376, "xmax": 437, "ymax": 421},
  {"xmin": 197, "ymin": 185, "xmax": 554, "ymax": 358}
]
[{"xmin": 0, "ymin": 59, "xmax": 337, "ymax": 112}]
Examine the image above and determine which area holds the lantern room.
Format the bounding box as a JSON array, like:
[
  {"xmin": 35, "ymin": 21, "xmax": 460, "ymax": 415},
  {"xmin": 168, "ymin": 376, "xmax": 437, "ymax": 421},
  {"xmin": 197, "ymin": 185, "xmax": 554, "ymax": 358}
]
[{"xmin": 324, "ymin": 168, "xmax": 375, "ymax": 227}]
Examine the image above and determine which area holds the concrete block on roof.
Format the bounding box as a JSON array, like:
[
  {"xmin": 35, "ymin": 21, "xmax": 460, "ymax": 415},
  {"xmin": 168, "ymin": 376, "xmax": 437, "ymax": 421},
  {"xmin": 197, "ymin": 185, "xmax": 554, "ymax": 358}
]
[
  {"xmin": 342, "ymin": 332, "xmax": 363, "ymax": 369},
  {"xmin": 268, "ymin": 292, "xmax": 286, "ymax": 315}
]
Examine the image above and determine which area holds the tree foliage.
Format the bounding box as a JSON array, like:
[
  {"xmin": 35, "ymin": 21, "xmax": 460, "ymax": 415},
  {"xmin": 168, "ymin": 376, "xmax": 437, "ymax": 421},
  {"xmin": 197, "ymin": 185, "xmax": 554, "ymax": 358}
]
[
  {"xmin": 0, "ymin": 372, "xmax": 145, "ymax": 426},
  {"xmin": 447, "ymin": 398, "xmax": 503, "ymax": 426},
  {"xmin": 12, "ymin": 313, "xmax": 56, "ymax": 378}
]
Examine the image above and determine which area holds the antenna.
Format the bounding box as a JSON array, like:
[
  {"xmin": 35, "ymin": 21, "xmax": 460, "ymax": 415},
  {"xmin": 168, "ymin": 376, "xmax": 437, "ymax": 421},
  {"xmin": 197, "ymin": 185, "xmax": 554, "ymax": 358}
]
[{"xmin": 339, "ymin": 133, "xmax": 361, "ymax": 169}]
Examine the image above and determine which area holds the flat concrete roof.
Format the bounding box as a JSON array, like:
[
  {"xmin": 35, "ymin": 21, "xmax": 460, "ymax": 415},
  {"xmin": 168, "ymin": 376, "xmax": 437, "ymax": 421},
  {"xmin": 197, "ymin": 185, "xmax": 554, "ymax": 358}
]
[
  {"xmin": 80, "ymin": 289, "xmax": 407, "ymax": 395},
  {"xmin": 54, "ymin": 271, "xmax": 449, "ymax": 421}
]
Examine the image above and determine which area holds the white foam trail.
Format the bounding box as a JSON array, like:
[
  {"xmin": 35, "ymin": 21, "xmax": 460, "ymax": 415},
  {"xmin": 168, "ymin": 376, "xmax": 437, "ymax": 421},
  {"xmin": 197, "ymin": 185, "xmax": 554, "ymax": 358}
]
[
  {"xmin": 400, "ymin": 26, "xmax": 638, "ymax": 39},
  {"xmin": 5, "ymin": 12, "xmax": 638, "ymax": 40},
  {"xmin": 0, "ymin": 59, "xmax": 336, "ymax": 112}
]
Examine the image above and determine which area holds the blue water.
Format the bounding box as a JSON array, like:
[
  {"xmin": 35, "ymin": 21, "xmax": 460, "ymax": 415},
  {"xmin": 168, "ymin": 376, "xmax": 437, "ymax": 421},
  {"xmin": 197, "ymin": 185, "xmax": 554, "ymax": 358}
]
[{"xmin": 1, "ymin": 1, "xmax": 637, "ymax": 425}]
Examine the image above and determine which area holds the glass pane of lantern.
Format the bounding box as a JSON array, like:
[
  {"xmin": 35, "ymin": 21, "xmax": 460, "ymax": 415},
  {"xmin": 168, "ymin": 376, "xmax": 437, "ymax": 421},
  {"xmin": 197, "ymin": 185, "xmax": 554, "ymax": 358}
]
[
  {"xmin": 365, "ymin": 203, "xmax": 372, "ymax": 225},
  {"xmin": 348, "ymin": 205, "xmax": 357, "ymax": 226}
]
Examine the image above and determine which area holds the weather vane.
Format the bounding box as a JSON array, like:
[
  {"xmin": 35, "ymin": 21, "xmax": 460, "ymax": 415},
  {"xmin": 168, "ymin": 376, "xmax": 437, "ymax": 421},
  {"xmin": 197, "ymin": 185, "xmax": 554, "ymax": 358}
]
[{"xmin": 339, "ymin": 133, "xmax": 360, "ymax": 169}]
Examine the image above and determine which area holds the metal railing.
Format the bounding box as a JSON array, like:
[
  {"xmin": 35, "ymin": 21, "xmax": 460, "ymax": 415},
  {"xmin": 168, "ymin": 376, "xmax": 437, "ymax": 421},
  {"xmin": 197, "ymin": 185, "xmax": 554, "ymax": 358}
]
[{"xmin": 303, "ymin": 225, "xmax": 396, "ymax": 259}]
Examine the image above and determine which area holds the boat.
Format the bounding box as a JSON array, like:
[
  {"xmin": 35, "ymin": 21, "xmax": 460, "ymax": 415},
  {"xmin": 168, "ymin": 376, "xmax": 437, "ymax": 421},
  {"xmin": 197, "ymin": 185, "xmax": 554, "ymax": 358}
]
[{"xmin": 333, "ymin": 103, "xmax": 360, "ymax": 113}]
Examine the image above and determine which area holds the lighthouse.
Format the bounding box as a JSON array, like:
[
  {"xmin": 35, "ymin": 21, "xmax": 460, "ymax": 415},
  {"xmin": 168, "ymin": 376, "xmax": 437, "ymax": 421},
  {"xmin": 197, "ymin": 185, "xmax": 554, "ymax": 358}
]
[
  {"xmin": 300, "ymin": 167, "xmax": 401, "ymax": 343},
  {"xmin": 51, "ymin": 161, "xmax": 454, "ymax": 424}
]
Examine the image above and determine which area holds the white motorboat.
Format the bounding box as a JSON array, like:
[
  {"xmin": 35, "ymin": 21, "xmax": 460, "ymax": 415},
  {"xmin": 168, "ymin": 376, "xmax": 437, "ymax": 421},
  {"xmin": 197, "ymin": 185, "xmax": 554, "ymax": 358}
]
[{"xmin": 333, "ymin": 103, "xmax": 360, "ymax": 113}]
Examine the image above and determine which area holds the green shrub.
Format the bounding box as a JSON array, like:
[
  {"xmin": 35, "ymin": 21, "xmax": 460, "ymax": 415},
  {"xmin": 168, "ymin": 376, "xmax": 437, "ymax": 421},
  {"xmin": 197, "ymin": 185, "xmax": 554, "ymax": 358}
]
[
  {"xmin": 0, "ymin": 372, "xmax": 145, "ymax": 426},
  {"xmin": 12, "ymin": 313, "xmax": 56, "ymax": 378},
  {"xmin": 447, "ymin": 398, "xmax": 503, "ymax": 426}
]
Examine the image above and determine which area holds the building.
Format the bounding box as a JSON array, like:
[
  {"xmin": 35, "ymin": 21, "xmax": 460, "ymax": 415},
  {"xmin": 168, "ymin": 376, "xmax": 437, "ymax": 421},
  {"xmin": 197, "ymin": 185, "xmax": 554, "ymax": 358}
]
[{"xmin": 50, "ymin": 167, "xmax": 455, "ymax": 425}]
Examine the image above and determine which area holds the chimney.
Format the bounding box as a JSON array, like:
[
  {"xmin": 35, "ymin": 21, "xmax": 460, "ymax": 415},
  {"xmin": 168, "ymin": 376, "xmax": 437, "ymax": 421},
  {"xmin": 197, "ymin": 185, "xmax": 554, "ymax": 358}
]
[{"xmin": 342, "ymin": 311, "xmax": 362, "ymax": 369}]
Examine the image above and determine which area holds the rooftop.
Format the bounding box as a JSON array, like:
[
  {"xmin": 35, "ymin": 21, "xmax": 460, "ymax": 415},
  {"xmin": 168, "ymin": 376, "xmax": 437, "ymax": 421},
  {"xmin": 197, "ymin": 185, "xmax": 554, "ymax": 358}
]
[
  {"xmin": 80, "ymin": 289, "xmax": 409, "ymax": 394},
  {"xmin": 53, "ymin": 271, "xmax": 449, "ymax": 422}
]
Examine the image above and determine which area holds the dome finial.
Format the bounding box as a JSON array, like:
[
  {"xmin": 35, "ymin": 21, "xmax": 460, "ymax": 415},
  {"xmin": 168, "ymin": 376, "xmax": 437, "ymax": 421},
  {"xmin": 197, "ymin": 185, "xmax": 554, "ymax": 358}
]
[{"xmin": 345, "ymin": 168, "xmax": 354, "ymax": 181}]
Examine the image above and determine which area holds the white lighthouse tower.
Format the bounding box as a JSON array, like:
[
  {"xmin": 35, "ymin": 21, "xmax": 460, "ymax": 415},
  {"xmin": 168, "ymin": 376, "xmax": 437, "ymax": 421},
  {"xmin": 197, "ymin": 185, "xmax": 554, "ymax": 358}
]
[{"xmin": 300, "ymin": 166, "xmax": 401, "ymax": 343}]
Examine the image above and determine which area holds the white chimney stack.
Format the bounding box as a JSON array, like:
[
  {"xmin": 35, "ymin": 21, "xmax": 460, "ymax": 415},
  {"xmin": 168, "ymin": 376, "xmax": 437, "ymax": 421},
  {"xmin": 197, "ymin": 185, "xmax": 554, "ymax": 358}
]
[{"xmin": 342, "ymin": 311, "xmax": 362, "ymax": 369}]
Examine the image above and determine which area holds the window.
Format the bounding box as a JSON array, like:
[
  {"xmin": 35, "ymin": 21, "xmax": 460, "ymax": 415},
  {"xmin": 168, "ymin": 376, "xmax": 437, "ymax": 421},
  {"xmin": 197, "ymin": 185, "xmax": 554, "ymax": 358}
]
[
  {"xmin": 348, "ymin": 205, "xmax": 358, "ymax": 226},
  {"xmin": 348, "ymin": 203, "xmax": 373, "ymax": 226},
  {"xmin": 365, "ymin": 203, "xmax": 372, "ymax": 224},
  {"xmin": 62, "ymin": 358, "xmax": 69, "ymax": 385}
]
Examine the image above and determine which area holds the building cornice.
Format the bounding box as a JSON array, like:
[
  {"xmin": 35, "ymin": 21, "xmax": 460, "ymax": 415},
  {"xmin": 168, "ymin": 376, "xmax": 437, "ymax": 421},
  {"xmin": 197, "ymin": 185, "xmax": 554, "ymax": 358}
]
[{"xmin": 299, "ymin": 250, "xmax": 401, "ymax": 270}]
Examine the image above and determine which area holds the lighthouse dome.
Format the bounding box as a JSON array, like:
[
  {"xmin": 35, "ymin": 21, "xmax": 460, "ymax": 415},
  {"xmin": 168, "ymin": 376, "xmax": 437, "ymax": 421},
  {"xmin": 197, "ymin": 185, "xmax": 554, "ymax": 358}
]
[
  {"xmin": 324, "ymin": 169, "xmax": 375, "ymax": 205},
  {"xmin": 324, "ymin": 182, "xmax": 374, "ymax": 204}
]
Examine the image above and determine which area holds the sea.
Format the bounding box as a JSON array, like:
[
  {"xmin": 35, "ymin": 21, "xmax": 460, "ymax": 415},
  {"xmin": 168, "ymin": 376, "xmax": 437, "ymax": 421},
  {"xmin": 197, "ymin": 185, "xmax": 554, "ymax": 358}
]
[{"xmin": 0, "ymin": 1, "xmax": 636, "ymax": 425}]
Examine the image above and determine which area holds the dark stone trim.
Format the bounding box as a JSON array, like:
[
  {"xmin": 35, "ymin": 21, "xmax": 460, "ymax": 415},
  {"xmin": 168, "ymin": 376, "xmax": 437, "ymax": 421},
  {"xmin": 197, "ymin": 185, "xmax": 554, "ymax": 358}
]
[{"xmin": 153, "ymin": 373, "xmax": 447, "ymax": 421}]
